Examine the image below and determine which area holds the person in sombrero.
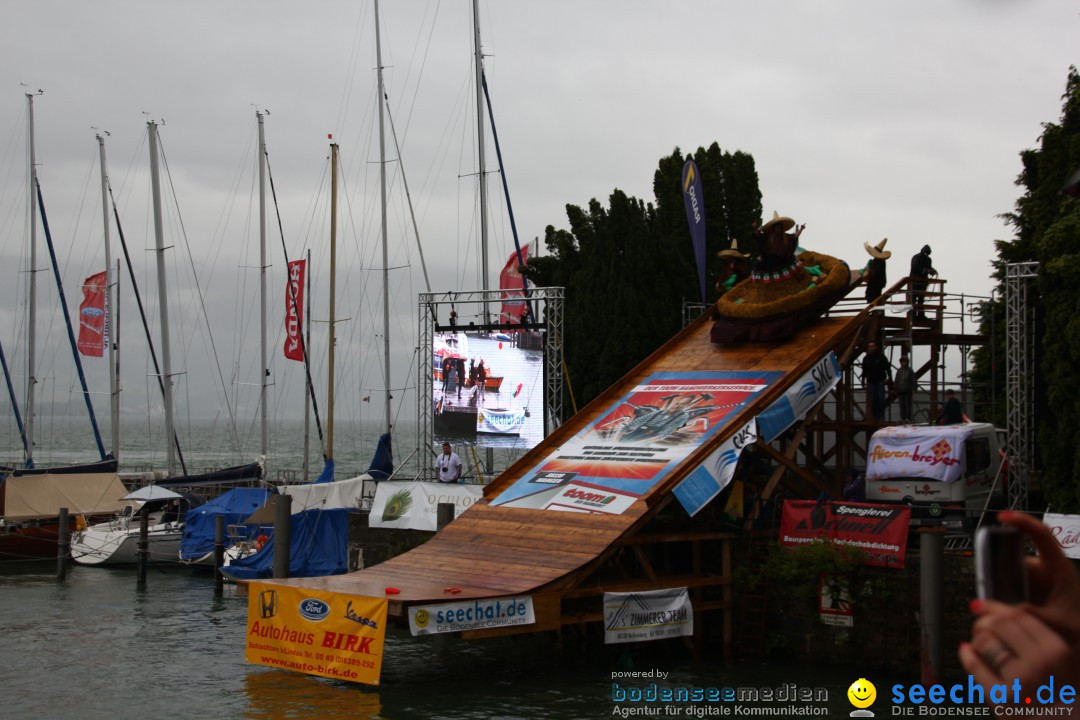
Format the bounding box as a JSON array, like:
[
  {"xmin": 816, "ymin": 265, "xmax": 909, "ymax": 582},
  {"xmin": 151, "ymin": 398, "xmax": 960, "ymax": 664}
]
[
  {"xmin": 863, "ymin": 238, "xmax": 891, "ymax": 303},
  {"xmin": 711, "ymin": 211, "xmax": 853, "ymax": 343},
  {"xmin": 715, "ymin": 239, "xmax": 751, "ymax": 295}
]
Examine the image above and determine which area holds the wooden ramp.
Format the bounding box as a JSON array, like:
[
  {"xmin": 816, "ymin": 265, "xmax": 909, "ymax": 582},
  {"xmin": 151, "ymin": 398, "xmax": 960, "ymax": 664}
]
[{"xmin": 261, "ymin": 309, "xmax": 869, "ymax": 630}]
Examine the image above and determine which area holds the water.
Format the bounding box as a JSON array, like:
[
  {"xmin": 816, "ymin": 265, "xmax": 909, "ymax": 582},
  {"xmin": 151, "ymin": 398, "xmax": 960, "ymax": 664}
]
[{"xmin": 0, "ymin": 563, "xmax": 864, "ymax": 720}]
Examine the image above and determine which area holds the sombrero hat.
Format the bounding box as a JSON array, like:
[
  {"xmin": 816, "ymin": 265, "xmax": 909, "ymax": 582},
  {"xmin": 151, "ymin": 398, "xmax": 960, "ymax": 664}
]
[
  {"xmin": 717, "ymin": 239, "xmax": 750, "ymax": 260},
  {"xmin": 761, "ymin": 211, "xmax": 795, "ymax": 233},
  {"xmin": 863, "ymin": 238, "xmax": 891, "ymax": 260}
]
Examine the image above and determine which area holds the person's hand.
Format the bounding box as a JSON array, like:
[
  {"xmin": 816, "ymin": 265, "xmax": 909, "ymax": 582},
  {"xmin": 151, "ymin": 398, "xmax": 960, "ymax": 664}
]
[
  {"xmin": 960, "ymin": 600, "xmax": 1080, "ymax": 699},
  {"xmin": 994, "ymin": 511, "xmax": 1080, "ymax": 645}
]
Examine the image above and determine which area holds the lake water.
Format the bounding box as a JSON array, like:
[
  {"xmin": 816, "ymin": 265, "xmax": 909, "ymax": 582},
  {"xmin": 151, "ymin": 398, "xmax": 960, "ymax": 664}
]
[{"xmin": 0, "ymin": 562, "xmax": 862, "ymax": 720}]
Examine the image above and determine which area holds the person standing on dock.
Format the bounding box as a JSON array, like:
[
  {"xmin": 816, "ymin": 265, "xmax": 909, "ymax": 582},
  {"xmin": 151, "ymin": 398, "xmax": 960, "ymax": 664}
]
[
  {"xmin": 436, "ymin": 442, "xmax": 462, "ymax": 484},
  {"xmin": 863, "ymin": 238, "xmax": 890, "ymax": 303}
]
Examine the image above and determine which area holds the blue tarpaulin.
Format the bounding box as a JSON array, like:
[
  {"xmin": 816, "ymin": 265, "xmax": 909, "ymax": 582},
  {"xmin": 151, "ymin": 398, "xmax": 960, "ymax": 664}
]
[
  {"xmin": 220, "ymin": 508, "xmax": 349, "ymax": 580},
  {"xmin": 366, "ymin": 432, "xmax": 393, "ymax": 481},
  {"xmin": 180, "ymin": 487, "xmax": 275, "ymax": 562}
]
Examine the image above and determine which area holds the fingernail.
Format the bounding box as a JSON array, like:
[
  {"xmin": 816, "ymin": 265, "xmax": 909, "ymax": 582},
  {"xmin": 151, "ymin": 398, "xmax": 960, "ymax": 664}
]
[{"xmin": 969, "ymin": 599, "xmax": 983, "ymax": 613}]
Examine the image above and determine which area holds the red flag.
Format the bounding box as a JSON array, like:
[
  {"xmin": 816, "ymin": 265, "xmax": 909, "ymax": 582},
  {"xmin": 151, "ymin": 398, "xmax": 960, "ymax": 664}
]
[
  {"xmin": 498, "ymin": 246, "xmax": 530, "ymax": 324},
  {"xmin": 77, "ymin": 271, "xmax": 108, "ymax": 357},
  {"xmin": 284, "ymin": 259, "xmax": 306, "ymax": 361}
]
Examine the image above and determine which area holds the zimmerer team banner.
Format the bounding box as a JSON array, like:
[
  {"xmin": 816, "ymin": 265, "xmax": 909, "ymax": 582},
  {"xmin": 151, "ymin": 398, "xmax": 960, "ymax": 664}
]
[
  {"xmin": 780, "ymin": 500, "xmax": 911, "ymax": 568},
  {"xmin": 246, "ymin": 582, "xmax": 388, "ymax": 685},
  {"xmin": 491, "ymin": 371, "xmax": 781, "ymax": 514}
]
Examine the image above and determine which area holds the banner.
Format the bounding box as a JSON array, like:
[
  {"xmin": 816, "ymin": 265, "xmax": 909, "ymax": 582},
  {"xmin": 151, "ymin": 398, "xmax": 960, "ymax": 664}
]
[
  {"xmin": 284, "ymin": 259, "xmax": 306, "ymax": 361},
  {"xmin": 77, "ymin": 270, "xmax": 108, "ymax": 357},
  {"xmin": 408, "ymin": 596, "xmax": 535, "ymax": 636},
  {"xmin": 779, "ymin": 500, "xmax": 911, "ymax": 568},
  {"xmin": 368, "ymin": 481, "xmax": 483, "ymax": 531},
  {"xmin": 681, "ymin": 159, "xmax": 707, "ymax": 304},
  {"xmin": 245, "ymin": 583, "xmax": 388, "ymax": 685},
  {"xmin": 490, "ymin": 370, "xmax": 782, "ymax": 514},
  {"xmin": 498, "ymin": 245, "xmax": 530, "ymax": 324},
  {"xmin": 756, "ymin": 352, "xmax": 841, "ymax": 443},
  {"xmin": 673, "ymin": 419, "xmax": 758, "ymax": 517},
  {"xmin": 866, "ymin": 425, "xmax": 973, "ymax": 483},
  {"xmin": 1044, "ymin": 513, "xmax": 1080, "ymax": 560},
  {"xmin": 604, "ymin": 587, "xmax": 693, "ymax": 644}
]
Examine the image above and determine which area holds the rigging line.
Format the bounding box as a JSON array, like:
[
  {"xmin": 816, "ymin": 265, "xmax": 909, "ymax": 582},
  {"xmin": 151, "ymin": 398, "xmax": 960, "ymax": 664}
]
[
  {"xmin": 383, "ymin": 90, "xmax": 431, "ymax": 292},
  {"xmin": 157, "ymin": 138, "xmax": 242, "ymax": 457},
  {"xmin": 264, "ymin": 148, "xmax": 327, "ymax": 457},
  {"xmin": 336, "ymin": 2, "xmax": 371, "ymax": 143},
  {"xmin": 399, "ymin": 0, "xmax": 442, "ymax": 144},
  {"xmin": 108, "ymin": 183, "xmax": 188, "ymax": 474},
  {"xmin": 0, "ymin": 337, "xmax": 29, "ymax": 460},
  {"xmin": 34, "ymin": 178, "xmax": 106, "ymax": 460}
]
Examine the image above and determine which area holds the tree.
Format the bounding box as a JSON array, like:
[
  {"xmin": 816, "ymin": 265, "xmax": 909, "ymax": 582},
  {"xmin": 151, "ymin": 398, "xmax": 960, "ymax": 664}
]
[
  {"xmin": 971, "ymin": 67, "xmax": 1080, "ymax": 510},
  {"xmin": 526, "ymin": 143, "xmax": 762, "ymax": 414}
]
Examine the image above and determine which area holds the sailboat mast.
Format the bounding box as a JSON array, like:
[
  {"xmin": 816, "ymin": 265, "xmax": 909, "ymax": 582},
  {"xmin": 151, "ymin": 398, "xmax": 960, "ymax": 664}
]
[
  {"xmin": 327, "ymin": 141, "xmax": 339, "ymax": 461},
  {"xmin": 25, "ymin": 92, "xmax": 39, "ymax": 468},
  {"xmin": 257, "ymin": 111, "xmax": 269, "ymax": 458},
  {"xmin": 148, "ymin": 121, "xmax": 177, "ymax": 476},
  {"xmin": 375, "ymin": 0, "xmax": 392, "ymax": 434},
  {"xmin": 473, "ymin": 0, "xmax": 490, "ymax": 320},
  {"xmin": 97, "ymin": 134, "xmax": 120, "ymax": 459}
]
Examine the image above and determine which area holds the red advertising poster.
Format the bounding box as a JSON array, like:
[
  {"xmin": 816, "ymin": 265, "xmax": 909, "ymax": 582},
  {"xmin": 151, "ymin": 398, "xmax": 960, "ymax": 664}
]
[
  {"xmin": 77, "ymin": 271, "xmax": 108, "ymax": 357},
  {"xmin": 498, "ymin": 246, "xmax": 529, "ymax": 324},
  {"xmin": 779, "ymin": 500, "xmax": 911, "ymax": 568},
  {"xmin": 284, "ymin": 259, "xmax": 306, "ymax": 362}
]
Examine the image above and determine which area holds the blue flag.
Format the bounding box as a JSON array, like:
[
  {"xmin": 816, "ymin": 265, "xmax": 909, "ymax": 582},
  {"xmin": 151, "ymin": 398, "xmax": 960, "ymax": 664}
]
[{"xmin": 681, "ymin": 159, "xmax": 707, "ymax": 303}]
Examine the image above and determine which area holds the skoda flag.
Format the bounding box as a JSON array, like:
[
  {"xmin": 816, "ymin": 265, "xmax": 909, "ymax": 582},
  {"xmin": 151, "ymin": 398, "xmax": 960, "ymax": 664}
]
[{"xmin": 681, "ymin": 159, "xmax": 707, "ymax": 303}]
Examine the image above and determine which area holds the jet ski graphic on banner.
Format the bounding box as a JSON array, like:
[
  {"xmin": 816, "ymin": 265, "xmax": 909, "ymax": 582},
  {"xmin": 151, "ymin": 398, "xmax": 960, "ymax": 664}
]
[{"xmin": 491, "ymin": 371, "xmax": 782, "ymax": 514}]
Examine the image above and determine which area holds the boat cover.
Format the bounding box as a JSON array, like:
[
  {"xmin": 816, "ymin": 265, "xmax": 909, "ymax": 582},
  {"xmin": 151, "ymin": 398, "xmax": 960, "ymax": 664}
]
[
  {"xmin": 179, "ymin": 487, "xmax": 275, "ymax": 561},
  {"xmin": 1, "ymin": 472, "xmax": 131, "ymax": 520},
  {"xmin": 221, "ymin": 508, "xmax": 349, "ymax": 580},
  {"xmin": 284, "ymin": 474, "xmax": 369, "ymax": 511},
  {"xmin": 366, "ymin": 433, "xmax": 393, "ymax": 481}
]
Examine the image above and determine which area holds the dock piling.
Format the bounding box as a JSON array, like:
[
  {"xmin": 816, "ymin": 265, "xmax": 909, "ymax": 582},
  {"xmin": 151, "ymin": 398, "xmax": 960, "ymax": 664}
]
[
  {"xmin": 137, "ymin": 506, "xmax": 149, "ymax": 587},
  {"xmin": 273, "ymin": 494, "xmax": 292, "ymax": 579},
  {"xmin": 214, "ymin": 515, "xmax": 225, "ymax": 596},
  {"xmin": 56, "ymin": 507, "xmax": 69, "ymax": 580}
]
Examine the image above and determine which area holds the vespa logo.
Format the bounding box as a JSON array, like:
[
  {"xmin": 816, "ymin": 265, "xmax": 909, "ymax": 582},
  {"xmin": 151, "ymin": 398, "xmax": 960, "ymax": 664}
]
[
  {"xmin": 258, "ymin": 590, "xmax": 278, "ymax": 619},
  {"xmin": 298, "ymin": 598, "xmax": 331, "ymax": 621}
]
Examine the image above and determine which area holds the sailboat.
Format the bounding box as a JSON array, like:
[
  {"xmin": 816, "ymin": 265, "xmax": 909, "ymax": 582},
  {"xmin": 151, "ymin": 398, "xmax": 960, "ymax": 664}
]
[
  {"xmin": 69, "ymin": 121, "xmax": 263, "ymax": 566},
  {"xmin": 0, "ymin": 93, "xmax": 130, "ymax": 562}
]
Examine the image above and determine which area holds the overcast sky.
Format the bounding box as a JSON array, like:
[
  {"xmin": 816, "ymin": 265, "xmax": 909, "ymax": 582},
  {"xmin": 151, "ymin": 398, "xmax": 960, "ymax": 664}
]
[{"xmin": 0, "ymin": 1, "xmax": 1075, "ymax": 463}]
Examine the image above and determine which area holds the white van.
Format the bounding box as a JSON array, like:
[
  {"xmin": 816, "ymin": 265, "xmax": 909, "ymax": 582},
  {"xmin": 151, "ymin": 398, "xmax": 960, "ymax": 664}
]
[{"xmin": 864, "ymin": 422, "xmax": 1006, "ymax": 520}]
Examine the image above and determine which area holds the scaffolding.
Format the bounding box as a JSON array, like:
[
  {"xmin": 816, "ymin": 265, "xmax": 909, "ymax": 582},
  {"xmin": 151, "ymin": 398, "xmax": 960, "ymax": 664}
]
[
  {"xmin": 417, "ymin": 287, "xmax": 564, "ymax": 480},
  {"xmin": 1005, "ymin": 262, "xmax": 1038, "ymax": 511}
]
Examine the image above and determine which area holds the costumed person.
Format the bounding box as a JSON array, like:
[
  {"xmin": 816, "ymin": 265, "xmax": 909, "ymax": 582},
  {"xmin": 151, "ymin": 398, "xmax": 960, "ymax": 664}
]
[
  {"xmin": 860, "ymin": 340, "xmax": 892, "ymax": 422},
  {"xmin": 449, "ymin": 306, "xmax": 458, "ymax": 328},
  {"xmin": 715, "ymin": 239, "xmax": 750, "ymax": 295},
  {"xmin": 445, "ymin": 359, "xmax": 459, "ymax": 400},
  {"xmin": 909, "ymin": 244, "xmax": 938, "ymax": 319},
  {"xmin": 476, "ymin": 359, "xmax": 487, "ymax": 401},
  {"xmin": 863, "ymin": 238, "xmax": 891, "ymax": 303},
  {"xmin": 894, "ymin": 354, "xmax": 916, "ymax": 422},
  {"xmin": 750, "ymin": 211, "xmax": 806, "ymax": 283},
  {"xmin": 435, "ymin": 442, "xmax": 462, "ymax": 483},
  {"xmin": 711, "ymin": 211, "xmax": 852, "ymax": 344}
]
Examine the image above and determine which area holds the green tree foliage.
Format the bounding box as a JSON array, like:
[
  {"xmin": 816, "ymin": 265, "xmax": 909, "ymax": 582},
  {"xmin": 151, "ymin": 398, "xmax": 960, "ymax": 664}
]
[
  {"xmin": 526, "ymin": 143, "xmax": 762, "ymax": 414},
  {"xmin": 972, "ymin": 67, "xmax": 1080, "ymax": 510}
]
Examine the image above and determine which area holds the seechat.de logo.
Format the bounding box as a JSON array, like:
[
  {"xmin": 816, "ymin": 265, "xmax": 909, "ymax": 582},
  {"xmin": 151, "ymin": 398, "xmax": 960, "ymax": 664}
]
[
  {"xmin": 848, "ymin": 678, "xmax": 877, "ymax": 717},
  {"xmin": 298, "ymin": 598, "xmax": 331, "ymax": 621}
]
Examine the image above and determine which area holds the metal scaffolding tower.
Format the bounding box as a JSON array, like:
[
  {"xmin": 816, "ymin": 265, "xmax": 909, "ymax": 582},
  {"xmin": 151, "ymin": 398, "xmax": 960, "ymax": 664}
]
[
  {"xmin": 1005, "ymin": 261, "xmax": 1038, "ymax": 511},
  {"xmin": 417, "ymin": 287, "xmax": 564, "ymax": 480}
]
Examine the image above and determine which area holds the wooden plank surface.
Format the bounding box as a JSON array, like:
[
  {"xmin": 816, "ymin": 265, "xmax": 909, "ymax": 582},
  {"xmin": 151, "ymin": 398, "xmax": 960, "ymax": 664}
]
[{"xmin": 260, "ymin": 311, "xmax": 868, "ymax": 612}]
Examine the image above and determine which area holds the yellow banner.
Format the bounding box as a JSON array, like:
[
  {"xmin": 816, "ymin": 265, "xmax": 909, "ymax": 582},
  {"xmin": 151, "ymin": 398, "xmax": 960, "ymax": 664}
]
[{"xmin": 245, "ymin": 583, "xmax": 388, "ymax": 686}]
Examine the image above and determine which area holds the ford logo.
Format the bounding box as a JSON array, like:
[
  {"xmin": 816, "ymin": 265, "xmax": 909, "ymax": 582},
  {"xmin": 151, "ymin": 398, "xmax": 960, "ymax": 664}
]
[
  {"xmin": 298, "ymin": 598, "xmax": 331, "ymax": 621},
  {"xmin": 81, "ymin": 308, "xmax": 104, "ymax": 318}
]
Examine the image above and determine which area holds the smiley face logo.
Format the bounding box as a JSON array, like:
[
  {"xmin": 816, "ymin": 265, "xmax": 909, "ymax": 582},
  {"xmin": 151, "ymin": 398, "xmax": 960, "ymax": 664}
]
[
  {"xmin": 414, "ymin": 608, "xmax": 429, "ymax": 628},
  {"xmin": 847, "ymin": 678, "xmax": 876, "ymax": 710}
]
